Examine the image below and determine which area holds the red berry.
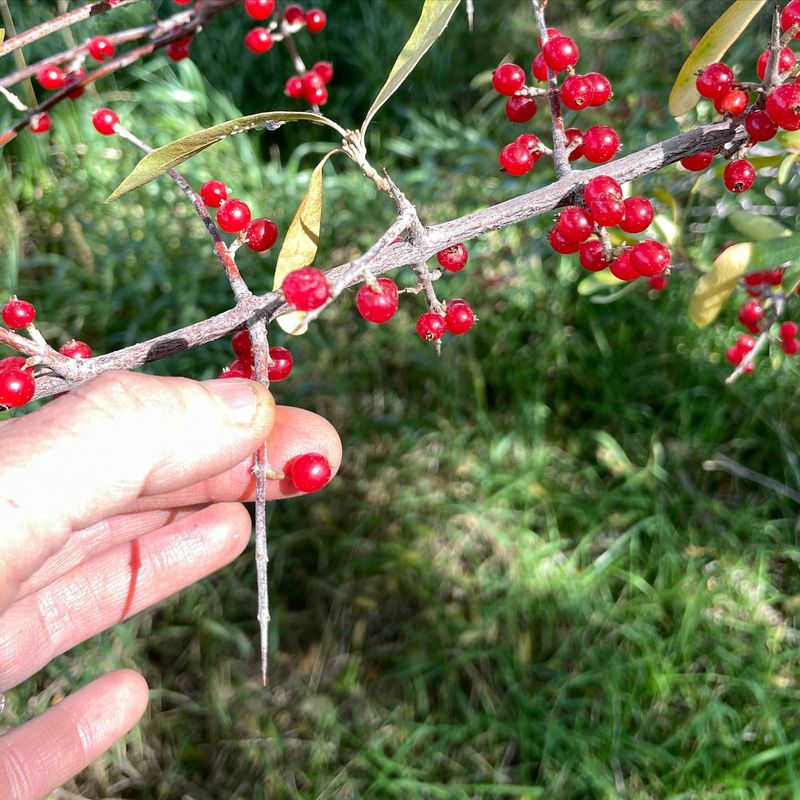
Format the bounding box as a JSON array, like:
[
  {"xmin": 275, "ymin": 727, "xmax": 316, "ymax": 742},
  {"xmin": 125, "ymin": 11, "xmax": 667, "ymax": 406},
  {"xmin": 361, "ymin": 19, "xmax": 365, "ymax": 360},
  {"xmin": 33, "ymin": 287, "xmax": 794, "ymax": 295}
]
[
  {"xmin": 303, "ymin": 71, "xmax": 324, "ymax": 92},
  {"xmin": 166, "ymin": 41, "xmax": 191, "ymax": 61},
  {"xmin": 781, "ymin": 321, "xmax": 799, "ymax": 339},
  {"xmin": 548, "ymin": 226, "xmax": 580, "ymax": 254},
  {"xmin": 723, "ymin": 159, "xmax": 756, "ymax": 193},
  {"xmin": 65, "ymin": 68, "xmax": 86, "ymax": 99},
  {"xmin": 219, "ymin": 363, "xmax": 251, "ymax": 380},
  {"xmin": 738, "ymin": 299, "xmax": 764, "ymax": 326},
  {"xmin": 745, "ymin": 110, "xmax": 778, "ymax": 142},
  {"xmin": 37, "ymin": 64, "xmax": 65, "ymax": 91},
  {"xmin": 714, "ymin": 88, "xmax": 748, "ymax": 116},
  {"xmin": 285, "ymin": 75, "xmax": 304, "ymax": 98},
  {"xmin": 630, "ymin": 241, "xmax": 670, "ymax": 277},
  {"xmin": 28, "ymin": 113, "xmax": 51, "ymax": 134},
  {"xmin": 282, "ymin": 267, "xmax": 330, "ymax": 310},
  {"xmin": 200, "ymin": 179, "xmax": 228, "ymax": 208},
  {"xmin": 232, "ymin": 329, "xmax": 253, "ymax": 360},
  {"xmin": 565, "ymin": 128, "xmax": 583, "ymax": 161},
  {"xmin": 609, "ymin": 249, "xmax": 639, "ymax": 281},
  {"xmin": 681, "ymin": 149, "xmax": 715, "ymax": 170},
  {"xmin": 783, "ymin": 338, "xmax": 800, "ymax": 355},
  {"xmin": 92, "ymin": 107, "xmax": 119, "ymax": 135},
  {"xmin": 356, "ymin": 278, "xmax": 399, "ymax": 324},
  {"xmin": 737, "ymin": 333, "xmax": 756, "ymax": 352},
  {"xmin": 531, "ymin": 53, "xmax": 548, "ymax": 82},
  {"xmin": 590, "ymin": 194, "xmax": 625, "ymax": 227},
  {"xmin": 648, "ymin": 274, "xmax": 668, "ymax": 291},
  {"xmin": 619, "ymin": 196, "xmax": 654, "ymax": 234},
  {"xmin": 0, "ymin": 356, "xmax": 26, "ymax": 372},
  {"xmin": 305, "ymin": 8, "xmax": 326, "ymax": 32},
  {"xmin": 217, "ymin": 199, "xmax": 251, "ymax": 233},
  {"xmin": 2, "ymin": 299, "xmax": 35, "ymax": 329},
  {"xmin": 725, "ymin": 345, "xmax": 744, "ymax": 365},
  {"xmin": 499, "ymin": 142, "xmax": 534, "ymax": 176},
  {"xmin": 505, "ymin": 95, "xmax": 538, "ymax": 123},
  {"xmin": 245, "ymin": 27, "xmax": 273, "ymax": 53},
  {"xmin": 445, "ymin": 301, "xmax": 476, "ymax": 335},
  {"xmin": 695, "ymin": 62, "xmax": 734, "ymax": 99},
  {"xmin": 492, "ymin": 63, "xmax": 526, "ymax": 96},
  {"xmin": 288, "ymin": 453, "xmax": 332, "ymax": 493},
  {"xmin": 560, "ymin": 74, "xmax": 594, "ymax": 110},
  {"xmin": 88, "ymin": 36, "xmax": 115, "ymax": 61},
  {"xmin": 579, "ymin": 239, "xmax": 609, "ymax": 272},
  {"xmin": 305, "ymin": 85, "xmax": 329, "ymax": 105},
  {"xmin": 244, "ymin": 218, "xmax": 278, "ymax": 252},
  {"xmin": 767, "ymin": 267, "xmax": 785, "ymax": 285},
  {"xmin": 585, "ymin": 72, "xmax": 612, "ymax": 106},
  {"xmin": 765, "ymin": 82, "xmax": 800, "ymax": 129},
  {"xmin": 416, "ymin": 312, "xmax": 446, "ymax": 341},
  {"xmin": 436, "ymin": 243, "xmax": 469, "ymax": 272},
  {"xmin": 0, "ymin": 367, "xmax": 35, "ymax": 408},
  {"xmin": 284, "ymin": 4, "xmax": 305, "ymax": 25},
  {"xmin": 268, "ymin": 346, "xmax": 293, "ymax": 381},
  {"xmin": 313, "ymin": 61, "xmax": 334, "ymax": 83},
  {"xmin": 582, "ymin": 126, "xmax": 620, "ymax": 163},
  {"xmin": 584, "ymin": 175, "xmax": 622, "ymax": 206},
  {"xmin": 59, "ymin": 340, "xmax": 92, "ymax": 359},
  {"xmin": 756, "ymin": 46, "xmax": 796, "ymax": 80},
  {"xmin": 536, "ymin": 27, "xmax": 561, "ymax": 48},
  {"xmin": 781, "ymin": 0, "xmax": 800, "ymax": 38},
  {"xmin": 514, "ymin": 132, "xmax": 542, "ymax": 162},
  {"xmin": 542, "ymin": 36, "xmax": 579, "ymax": 72},
  {"xmin": 245, "ymin": 0, "xmax": 275, "ymax": 20},
  {"xmin": 556, "ymin": 206, "xmax": 593, "ymax": 243}
]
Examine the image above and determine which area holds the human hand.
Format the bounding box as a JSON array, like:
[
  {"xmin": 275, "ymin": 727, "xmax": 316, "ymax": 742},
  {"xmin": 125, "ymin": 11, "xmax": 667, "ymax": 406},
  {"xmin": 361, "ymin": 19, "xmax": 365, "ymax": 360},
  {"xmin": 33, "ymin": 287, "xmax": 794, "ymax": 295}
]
[{"xmin": 0, "ymin": 371, "xmax": 341, "ymax": 799}]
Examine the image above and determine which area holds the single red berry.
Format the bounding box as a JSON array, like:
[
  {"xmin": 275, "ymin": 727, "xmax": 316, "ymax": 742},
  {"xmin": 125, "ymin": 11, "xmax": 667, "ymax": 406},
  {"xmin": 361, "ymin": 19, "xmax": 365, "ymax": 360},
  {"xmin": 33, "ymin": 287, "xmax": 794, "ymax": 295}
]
[
  {"xmin": 681, "ymin": 149, "xmax": 715, "ymax": 170},
  {"xmin": 231, "ymin": 329, "xmax": 253, "ymax": 360},
  {"xmin": 0, "ymin": 367, "xmax": 35, "ymax": 408},
  {"xmin": 560, "ymin": 74, "xmax": 594, "ymax": 110},
  {"xmin": 781, "ymin": 321, "xmax": 799, "ymax": 339},
  {"xmin": 743, "ymin": 358, "xmax": 756, "ymax": 372},
  {"xmin": 200, "ymin": 179, "xmax": 228, "ymax": 208},
  {"xmin": 695, "ymin": 62, "xmax": 734, "ymax": 99},
  {"xmin": 767, "ymin": 267, "xmax": 785, "ymax": 285},
  {"xmin": 28, "ymin": 113, "xmax": 52, "ymax": 134},
  {"xmin": 305, "ymin": 8, "xmax": 326, "ymax": 32},
  {"xmin": 536, "ymin": 27, "xmax": 561, "ymax": 48},
  {"xmin": 630, "ymin": 241, "xmax": 670, "ymax": 277},
  {"xmin": 285, "ymin": 75, "xmax": 304, "ymax": 98},
  {"xmin": 313, "ymin": 61, "xmax": 334, "ymax": 83},
  {"xmin": 282, "ymin": 267, "xmax": 330, "ymax": 310},
  {"xmin": 416, "ymin": 312, "xmax": 446, "ymax": 341},
  {"xmin": 584, "ymin": 175, "xmax": 622, "ymax": 206},
  {"xmin": 173, "ymin": 0, "xmax": 193, "ymax": 4},
  {"xmin": 2, "ymin": 299, "xmax": 35, "ymax": 329},
  {"xmin": 548, "ymin": 226, "xmax": 580, "ymax": 254},
  {"xmin": 445, "ymin": 301, "xmax": 476, "ymax": 335},
  {"xmin": 783, "ymin": 337, "xmax": 800, "ymax": 354},
  {"xmin": 305, "ymin": 84, "xmax": 329, "ymax": 105},
  {"xmin": 356, "ymin": 278, "xmax": 399, "ymax": 324},
  {"xmin": 723, "ymin": 159, "xmax": 756, "ymax": 193},
  {"xmin": 648, "ymin": 274, "xmax": 668, "ymax": 291},
  {"xmin": 756, "ymin": 46, "xmax": 796, "ymax": 81},
  {"xmin": 585, "ymin": 72, "xmax": 612, "ymax": 106},
  {"xmin": 492, "ymin": 63, "xmax": 526, "ymax": 96},
  {"xmin": 219, "ymin": 363, "xmax": 252, "ymax": 379},
  {"xmin": 744, "ymin": 271, "xmax": 766, "ymax": 287},
  {"xmin": 284, "ymin": 4, "xmax": 305, "ymax": 25},
  {"xmin": 619, "ymin": 196, "xmax": 654, "ymax": 234},
  {"xmin": 88, "ymin": 36, "xmax": 115, "ymax": 61},
  {"xmin": 302, "ymin": 71, "xmax": 324, "ymax": 92},
  {"xmin": 268, "ymin": 346, "xmax": 293, "ymax": 380},
  {"xmin": 582, "ymin": 126, "xmax": 620, "ymax": 163},
  {"xmin": 609, "ymin": 249, "xmax": 639, "ymax": 281},
  {"xmin": 505, "ymin": 95, "xmax": 538, "ymax": 123},
  {"xmin": 499, "ymin": 142, "xmax": 534, "ymax": 176},
  {"xmin": 531, "ymin": 53, "xmax": 548, "ymax": 82},
  {"xmin": 166, "ymin": 41, "xmax": 191, "ymax": 61},
  {"xmin": 244, "ymin": 218, "xmax": 279, "ymax": 251},
  {"xmin": 65, "ymin": 68, "xmax": 86, "ymax": 99},
  {"xmin": 590, "ymin": 193, "xmax": 625, "ymax": 227},
  {"xmin": 59, "ymin": 339, "xmax": 92, "ymax": 359},
  {"xmin": 542, "ymin": 36, "xmax": 579, "ymax": 72},
  {"xmin": 37, "ymin": 64, "xmax": 65, "ymax": 91},
  {"xmin": 514, "ymin": 132, "xmax": 543, "ymax": 162},
  {"xmin": 781, "ymin": 0, "xmax": 800, "ymax": 38},
  {"xmin": 245, "ymin": 0, "xmax": 275, "ymax": 20},
  {"xmin": 565, "ymin": 127, "xmax": 583, "ymax": 161},
  {"xmin": 556, "ymin": 206, "xmax": 593, "ymax": 243},
  {"xmin": 217, "ymin": 199, "xmax": 251, "ymax": 233},
  {"xmin": 737, "ymin": 333, "xmax": 756, "ymax": 352},
  {"xmin": 765, "ymin": 82, "xmax": 800, "ymax": 129},
  {"xmin": 725, "ymin": 345, "xmax": 744, "ymax": 365},
  {"xmin": 92, "ymin": 108, "xmax": 119, "ymax": 135},
  {"xmin": 714, "ymin": 88, "xmax": 748, "ymax": 116},
  {"xmin": 0, "ymin": 356, "xmax": 26, "ymax": 372},
  {"xmin": 579, "ymin": 239, "xmax": 609, "ymax": 272},
  {"xmin": 288, "ymin": 453, "xmax": 332, "ymax": 493},
  {"xmin": 245, "ymin": 27, "xmax": 273, "ymax": 53},
  {"xmin": 436, "ymin": 243, "xmax": 469, "ymax": 272},
  {"xmin": 738, "ymin": 299, "xmax": 764, "ymax": 326}
]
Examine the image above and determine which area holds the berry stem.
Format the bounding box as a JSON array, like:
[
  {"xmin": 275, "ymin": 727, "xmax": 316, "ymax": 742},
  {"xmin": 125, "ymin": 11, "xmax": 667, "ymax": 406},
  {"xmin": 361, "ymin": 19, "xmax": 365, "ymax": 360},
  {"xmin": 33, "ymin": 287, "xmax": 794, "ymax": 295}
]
[
  {"xmin": 764, "ymin": 6, "xmax": 785, "ymax": 95},
  {"xmin": 281, "ymin": 17, "xmax": 307, "ymax": 75}
]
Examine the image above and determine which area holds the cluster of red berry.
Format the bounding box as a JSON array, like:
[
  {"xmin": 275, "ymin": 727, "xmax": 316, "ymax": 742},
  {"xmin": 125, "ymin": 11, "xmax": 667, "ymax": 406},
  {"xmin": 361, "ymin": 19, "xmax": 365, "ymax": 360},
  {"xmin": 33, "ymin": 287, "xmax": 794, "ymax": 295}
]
[
  {"xmin": 219, "ymin": 329, "xmax": 292, "ymax": 382},
  {"xmin": 200, "ymin": 179, "xmax": 279, "ymax": 249},
  {"xmin": 0, "ymin": 298, "xmax": 92, "ymax": 408},
  {"xmin": 680, "ymin": 4, "xmax": 800, "ymax": 192}
]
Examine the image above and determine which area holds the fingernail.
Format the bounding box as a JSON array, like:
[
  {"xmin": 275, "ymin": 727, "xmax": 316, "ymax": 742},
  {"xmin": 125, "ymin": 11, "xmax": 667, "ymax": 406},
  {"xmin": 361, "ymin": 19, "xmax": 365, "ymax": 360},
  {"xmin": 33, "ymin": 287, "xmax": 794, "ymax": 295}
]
[{"xmin": 204, "ymin": 379, "xmax": 260, "ymax": 425}]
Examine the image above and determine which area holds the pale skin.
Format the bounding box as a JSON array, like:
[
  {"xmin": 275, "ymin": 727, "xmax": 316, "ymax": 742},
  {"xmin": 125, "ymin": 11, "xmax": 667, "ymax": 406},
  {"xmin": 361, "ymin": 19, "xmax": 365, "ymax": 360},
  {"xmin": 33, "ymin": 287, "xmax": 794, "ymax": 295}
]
[{"xmin": 0, "ymin": 370, "xmax": 342, "ymax": 799}]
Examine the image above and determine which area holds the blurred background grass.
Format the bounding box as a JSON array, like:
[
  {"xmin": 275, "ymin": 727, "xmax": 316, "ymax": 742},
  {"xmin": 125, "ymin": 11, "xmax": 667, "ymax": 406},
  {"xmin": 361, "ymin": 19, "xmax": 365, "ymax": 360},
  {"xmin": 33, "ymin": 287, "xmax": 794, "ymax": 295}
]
[{"xmin": 2, "ymin": 0, "xmax": 800, "ymax": 797}]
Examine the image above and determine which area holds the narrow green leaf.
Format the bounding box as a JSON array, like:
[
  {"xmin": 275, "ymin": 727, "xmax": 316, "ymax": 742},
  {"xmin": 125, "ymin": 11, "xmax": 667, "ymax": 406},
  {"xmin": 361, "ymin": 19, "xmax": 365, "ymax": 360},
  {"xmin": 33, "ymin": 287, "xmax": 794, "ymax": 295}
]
[
  {"xmin": 577, "ymin": 269, "xmax": 624, "ymax": 296},
  {"xmin": 362, "ymin": 0, "xmax": 460, "ymax": 132},
  {"xmin": 747, "ymin": 234, "xmax": 800, "ymax": 269},
  {"xmin": 668, "ymin": 0, "xmax": 767, "ymax": 118},
  {"xmin": 274, "ymin": 151, "xmax": 337, "ymax": 335},
  {"xmin": 689, "ymin": 243, "xmax": 752, "ymax": 327},
  {"xmin": 728, "ymin": 209, "xmax": 791, "ymax": 240},
  {"xmin": 778, "ymin": 152, "xmax": 799, "ymax": 184},
  {"xmin": 107, "ymin": 111, "xmax": 342, "ymax": 202}
]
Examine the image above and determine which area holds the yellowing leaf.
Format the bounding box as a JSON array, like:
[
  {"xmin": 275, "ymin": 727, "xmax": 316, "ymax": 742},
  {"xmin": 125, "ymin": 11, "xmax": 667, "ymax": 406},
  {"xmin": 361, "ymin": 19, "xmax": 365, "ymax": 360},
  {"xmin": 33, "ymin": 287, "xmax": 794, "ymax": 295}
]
[
  {"xmin": 274, "ymin": 151, "xmax": 337, "ymax": 335},
  {"xmin": 0, "ymin": 29, "xmax": 5, "ymax": 46},
  {"xmin": 689, "ymin": 243, "xmax": 752, "ymax": 327},
  {"xmin": 668, "ymin": 0, "xmax": 767, "ymax": 118},
  {"xmin": 362, "ymin": 0, "xmax": 460, "ymax": 132},
  {"xmin": 107, "ymin": 111, "xmax": 342, "ymax": 202}
]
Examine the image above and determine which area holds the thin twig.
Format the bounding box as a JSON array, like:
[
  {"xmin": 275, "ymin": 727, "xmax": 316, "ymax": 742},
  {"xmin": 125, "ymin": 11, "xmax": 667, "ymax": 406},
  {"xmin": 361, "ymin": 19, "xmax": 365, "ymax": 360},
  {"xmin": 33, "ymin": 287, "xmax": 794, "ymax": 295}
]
[{"xmin": 703, "ymin": 454, "xmax": 800, "ymax": 503}]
